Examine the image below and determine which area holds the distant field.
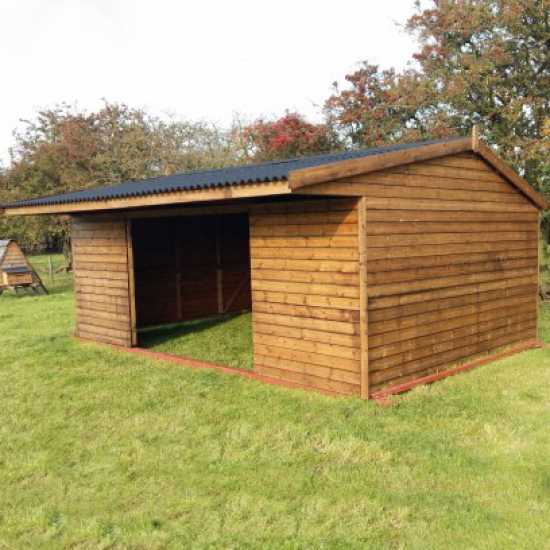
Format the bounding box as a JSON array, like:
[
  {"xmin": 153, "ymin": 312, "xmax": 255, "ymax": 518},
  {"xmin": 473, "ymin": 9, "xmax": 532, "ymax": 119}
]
[
  {"xmin": 29, "ymin": 253, "xmax": 74, "ymax": 294},
  {"xmin": 1, "ymin": 254, "xmax": 549, "ymax": 548}
]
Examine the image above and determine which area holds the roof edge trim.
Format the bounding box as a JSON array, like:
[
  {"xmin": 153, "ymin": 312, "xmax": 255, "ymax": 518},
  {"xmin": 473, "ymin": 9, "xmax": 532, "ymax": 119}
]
[
  {"xmin": 3, "ymin": 180, "xmax": 291, "ymax": 216},
  {"xmin": 474, "ymin": 142, "xmax": 548, "ymax": 210},
  {"xmin": 288, "ymin": 137, "xmax": 472, "ymax": 190},
  {"xmin": 289, "ymin": 136, "xmax": 547, "ymax": 210}
]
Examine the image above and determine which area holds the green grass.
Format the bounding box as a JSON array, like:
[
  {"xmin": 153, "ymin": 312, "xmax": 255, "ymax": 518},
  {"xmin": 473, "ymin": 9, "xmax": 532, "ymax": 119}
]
[
  {"xmin": 538, "ymin": 302, "xmax": 550, "ymax": 344},
  {"xmin": 1, "ymin": 254, "xmax": 550, "ymax": 548},
  {"xmin": 27, "ymin": 253, "xmax": 74, "ymax": 295},
  {"xmin": 140, "ymin": 313, "xmax": 253, "ymax": 369}
]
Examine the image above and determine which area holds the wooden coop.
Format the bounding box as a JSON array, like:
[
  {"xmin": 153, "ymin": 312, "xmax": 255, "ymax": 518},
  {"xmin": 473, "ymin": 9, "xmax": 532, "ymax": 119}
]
[
  {"xmin": 2, "ymin": 134, "xmax": 546, "ymax": 399},
  {"xmin": 0, "ymin": 239, "xmax": 47, "ymax": 295}
]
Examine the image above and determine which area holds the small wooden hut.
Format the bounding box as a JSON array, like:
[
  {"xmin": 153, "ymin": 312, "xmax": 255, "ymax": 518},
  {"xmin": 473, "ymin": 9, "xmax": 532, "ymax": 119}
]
[
  {"xmin": 2, "ymin": 134, "xmax": 546, "ymax": 398},
  {"xmin": 0, "ymin": 239, "xmax": 47, "ymax": 294}
]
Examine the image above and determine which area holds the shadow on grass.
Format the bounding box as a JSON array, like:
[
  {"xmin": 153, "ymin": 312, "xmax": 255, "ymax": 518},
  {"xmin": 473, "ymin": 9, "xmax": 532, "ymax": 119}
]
[{"xmin": 139, "ymin": 313, "xmax": 242, "ymax": 349}]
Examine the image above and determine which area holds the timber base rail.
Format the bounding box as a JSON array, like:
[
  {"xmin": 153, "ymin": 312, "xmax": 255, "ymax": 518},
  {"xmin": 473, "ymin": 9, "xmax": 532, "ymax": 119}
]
[
  {"xmin": 74, "ymin": 337, "xmax": 543, "ymax": 403},
  {"xmin": 371, "ymin": 339, "xmax": 543, "ymax": 404},
  {"xmin": 75, "ymin": 337, "xmax": 347, "ymax": 397}
]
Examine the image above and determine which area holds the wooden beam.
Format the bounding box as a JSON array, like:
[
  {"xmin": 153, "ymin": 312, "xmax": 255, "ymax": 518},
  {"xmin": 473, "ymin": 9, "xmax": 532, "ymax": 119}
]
[
  {"xmin": 289, "ymin": 138, "xmax": 472, "ymax": 190},
  {"xmin": 216, "ymin": 216, "xmax": 223, "ymax": 313},
  {"xmin": 475, "ymin": 143, "xmax": 548, "ymax": 209},
  {"xmin": 127, "ymin": 203, "xmax": 250, "ymax": 219},
  {"xmin": 223, "ymin": 275, "xmax": 249, "ymax": 314},
  {"xmin": 3, "ymin": 181, "xmax": 291, "ymax": 216},
  {"xmin": 126, "ymin": 219, "xmax": 137, "ymax": 346},
  {"xmin": 174, "ymin": 222, "xmax": 183, "ymax": 321},
  {"xmin": 358, "ymin": 197, "xmax": 369, "ymax": 399},
  {"xmin": 537, "ymin": 211, "xmax": 541, "ymax": 340}
]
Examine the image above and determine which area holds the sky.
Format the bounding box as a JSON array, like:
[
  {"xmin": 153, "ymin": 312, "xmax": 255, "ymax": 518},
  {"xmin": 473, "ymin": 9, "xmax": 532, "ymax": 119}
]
[{"xmin": 0, "ymin": 0, "xmax": 418, "ymax": 165}]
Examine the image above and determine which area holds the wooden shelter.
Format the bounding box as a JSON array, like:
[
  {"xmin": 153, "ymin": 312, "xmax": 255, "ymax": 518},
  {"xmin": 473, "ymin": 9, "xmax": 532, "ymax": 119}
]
[
  {"xmin": 0, "ymin": 239, "xmax": 47, "ymax": 294},
  {"xmin": 2, "ymin": 134, "xmax": 546, "ymax": 398}
]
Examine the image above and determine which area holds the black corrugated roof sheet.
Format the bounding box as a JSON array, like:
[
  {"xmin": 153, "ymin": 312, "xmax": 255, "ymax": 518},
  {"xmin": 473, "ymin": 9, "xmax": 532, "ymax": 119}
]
[{"xmin": 7, "ymin": 138, "xmax": 463, "ymax": 208}]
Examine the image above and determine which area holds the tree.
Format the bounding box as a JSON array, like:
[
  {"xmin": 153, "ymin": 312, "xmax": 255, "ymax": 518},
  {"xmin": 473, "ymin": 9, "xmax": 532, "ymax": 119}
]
[
  {"xmin": 325, "ymin": 0, "xmax": 549, "ymax": 203},
  {"xmin": 242, "ymin": 112, "xmax": 337, "ymax": 161},
  {"xmin": 0, "ymin": 102, "xmax": 240, "ymax": 252},
  {"xmin": 325, "ymin": 62, "xmax": 457, "ymax": 147},
  {"xmin": 407, "ymin": 0, "xmax": 549, "ymax": 190}
]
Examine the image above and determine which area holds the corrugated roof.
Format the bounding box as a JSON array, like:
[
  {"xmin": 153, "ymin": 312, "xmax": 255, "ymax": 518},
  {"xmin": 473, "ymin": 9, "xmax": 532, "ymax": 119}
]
[{"xmin": 6, "ymin": 137, "xmax": 464, "ymax": 208}]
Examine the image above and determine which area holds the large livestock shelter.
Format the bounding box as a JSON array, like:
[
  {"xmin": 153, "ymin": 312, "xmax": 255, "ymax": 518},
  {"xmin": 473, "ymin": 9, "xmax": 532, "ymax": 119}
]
[{"xmin": 3, "ymin": 134, "xmax": 546, "ymax": 398}]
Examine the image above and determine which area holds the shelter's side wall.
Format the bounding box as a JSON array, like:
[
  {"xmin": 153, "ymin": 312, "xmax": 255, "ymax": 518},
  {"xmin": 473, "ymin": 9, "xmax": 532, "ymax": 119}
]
[
  {"xmin": 71, "ymin": 216, "xmax": 132, "ymax": 347},
  {"xmin": 300, "ymin": 152, "xmax": 539, "ymax": 392},
  {"xmin": 249, "ymin": 198, "xmax": 361, "ymax": 395}
]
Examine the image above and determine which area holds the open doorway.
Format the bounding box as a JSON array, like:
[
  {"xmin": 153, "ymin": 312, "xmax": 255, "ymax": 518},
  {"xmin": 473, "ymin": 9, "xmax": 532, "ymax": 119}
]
[{"xmin": 132, "ymin": 213, "xmax": 252, "ymax": 369}]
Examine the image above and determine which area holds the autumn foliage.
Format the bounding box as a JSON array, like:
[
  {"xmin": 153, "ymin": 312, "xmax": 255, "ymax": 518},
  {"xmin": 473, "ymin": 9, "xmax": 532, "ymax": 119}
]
[
  {"xmin": 242, "ymin": 113, "xmax": 335, "ymax": 161},
  {"xmin": 326, "ymin": 0, "xmax": 549, "ymax": 199},
  {"xmin": 325, "ymin": 63, "xmax": 457, "ymax": 146}
]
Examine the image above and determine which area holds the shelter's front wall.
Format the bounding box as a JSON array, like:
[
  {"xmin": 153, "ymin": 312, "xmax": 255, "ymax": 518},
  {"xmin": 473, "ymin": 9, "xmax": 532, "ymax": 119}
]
[
  {"xmin": 301, "ymin": 152, "xmax": 539, "ymax": 392},
  {"xmin": 71, "ymin": 216, "xmax": 133, "ymax": 347},
  {"xmin": 249, "ymin": 198, "xmax": 362, "ymax": 395}
]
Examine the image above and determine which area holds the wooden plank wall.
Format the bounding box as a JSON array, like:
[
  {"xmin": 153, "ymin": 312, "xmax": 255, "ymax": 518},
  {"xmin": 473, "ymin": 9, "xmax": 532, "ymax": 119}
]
[
  {"xmin": 301, "ymin": 152, "xmax": 539, "ymax": 393},
  {"xmin": 249, "ymin": 198, "xmax": 362, "ymax": 395},
  {"xmin": 133, "ymin": 214, "xmax": 251, "ymax": 327},
  {"xmin": 71, "ymin": 216, "xmax": 133, "ymax": 347}
]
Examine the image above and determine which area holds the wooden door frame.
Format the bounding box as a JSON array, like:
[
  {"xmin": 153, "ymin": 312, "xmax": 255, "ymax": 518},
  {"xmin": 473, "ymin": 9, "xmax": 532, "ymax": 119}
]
[{"xmin": 126, "ymin": 218, "xmax": 138, "ymax": 346}]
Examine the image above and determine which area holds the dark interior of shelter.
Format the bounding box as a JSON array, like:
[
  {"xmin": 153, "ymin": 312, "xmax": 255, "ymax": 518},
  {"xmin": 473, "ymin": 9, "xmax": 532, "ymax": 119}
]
[{"xmin": 132, "ymin": 213, "xmax": 252, "ymax": 336}]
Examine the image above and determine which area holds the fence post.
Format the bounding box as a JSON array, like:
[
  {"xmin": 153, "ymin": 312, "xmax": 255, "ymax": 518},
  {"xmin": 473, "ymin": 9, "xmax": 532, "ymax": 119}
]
[{"xmin": 48, "ymin": 256, "xmax": 54, "ymax": 282}]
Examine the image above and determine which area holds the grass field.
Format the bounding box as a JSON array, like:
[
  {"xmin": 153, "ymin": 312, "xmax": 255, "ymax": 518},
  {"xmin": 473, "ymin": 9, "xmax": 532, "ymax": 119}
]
[{"xmin": 1, "ymin": 254, "xmax": 550, "ymax": 548}]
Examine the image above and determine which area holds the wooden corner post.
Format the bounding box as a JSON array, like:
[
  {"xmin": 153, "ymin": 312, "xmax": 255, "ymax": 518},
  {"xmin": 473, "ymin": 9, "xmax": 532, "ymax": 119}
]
[
  {"xmin": 215, "ymin": 216, "xmax": 224, "ymax": 313},
  {"xmin": 126, "ymin": 218, "xmax": 137, "ymax": 347},
  {"xmin": 537, "ymin": 210, "xmax": 542, "ymax": 341},
  {"xmin": 358, "ymin": 197, "xmax": 369, "ymax": 399}
]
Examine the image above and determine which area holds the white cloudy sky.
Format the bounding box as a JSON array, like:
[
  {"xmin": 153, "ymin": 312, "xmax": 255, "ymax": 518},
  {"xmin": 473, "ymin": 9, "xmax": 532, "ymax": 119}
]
[{"xmin": 0, "ymin": 0, "xmax": 419, "ymax": 165}]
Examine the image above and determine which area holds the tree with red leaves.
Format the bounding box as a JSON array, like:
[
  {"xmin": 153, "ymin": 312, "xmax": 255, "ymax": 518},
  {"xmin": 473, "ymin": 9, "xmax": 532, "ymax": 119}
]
[{"xmin": 242, "ymin": 112, "xmax": 336, "ymax": 161}]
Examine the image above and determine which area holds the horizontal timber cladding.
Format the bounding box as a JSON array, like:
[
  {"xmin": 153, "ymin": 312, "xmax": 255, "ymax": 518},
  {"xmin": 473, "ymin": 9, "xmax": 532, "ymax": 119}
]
[
  {"xmin": 71, "ymin": 216, "xmax": 133, "ymax": 347},
  {"xmin": 132, "ymin": 213, "xmax": 251, "ymax": 327},
  {"xmin": 250, "ymin": 198, "xmax": 362, "ymax": 395},
  {"xmin": 299, "ymin": 152, "xmax": 539, "ymax": 393}
]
